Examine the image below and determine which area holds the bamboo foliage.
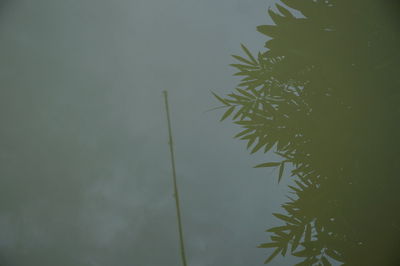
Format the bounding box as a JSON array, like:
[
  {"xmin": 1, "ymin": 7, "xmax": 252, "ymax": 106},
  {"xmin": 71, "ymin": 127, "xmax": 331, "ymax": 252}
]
[{"xmin": 214, "ymin": 0, "xmax": 400, "ymax": 265}]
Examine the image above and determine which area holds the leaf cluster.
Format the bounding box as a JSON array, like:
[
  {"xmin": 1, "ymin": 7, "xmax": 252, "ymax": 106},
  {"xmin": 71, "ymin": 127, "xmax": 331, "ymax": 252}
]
[{"xmin": 214, "ymin": 0, "xmax": 400, "ymax": 265}]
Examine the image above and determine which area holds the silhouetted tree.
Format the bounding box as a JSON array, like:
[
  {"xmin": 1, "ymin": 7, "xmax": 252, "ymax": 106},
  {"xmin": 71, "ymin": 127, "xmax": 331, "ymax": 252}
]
[{"xmin": 215, "ymin": 0, "xmax": 400, "ymax": 265}]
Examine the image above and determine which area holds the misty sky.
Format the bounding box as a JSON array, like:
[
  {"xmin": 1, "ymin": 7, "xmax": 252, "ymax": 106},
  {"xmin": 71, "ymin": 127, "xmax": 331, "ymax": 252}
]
[{"xmin": 0, "ymin": 0, "xmax": 299, "ymax": 265}]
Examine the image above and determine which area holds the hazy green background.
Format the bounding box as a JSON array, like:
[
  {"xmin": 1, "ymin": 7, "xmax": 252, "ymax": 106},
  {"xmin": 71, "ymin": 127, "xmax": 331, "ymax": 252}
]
[{"xmin": 0, "ymin": 0, "xmax": 298, "ymax": 265}]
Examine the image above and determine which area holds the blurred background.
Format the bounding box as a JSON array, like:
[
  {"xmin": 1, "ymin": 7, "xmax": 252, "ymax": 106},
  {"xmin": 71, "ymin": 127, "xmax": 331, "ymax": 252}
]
[{"xmin": 0, "ymin": 0, "xmax": 297, "ymax": 265}]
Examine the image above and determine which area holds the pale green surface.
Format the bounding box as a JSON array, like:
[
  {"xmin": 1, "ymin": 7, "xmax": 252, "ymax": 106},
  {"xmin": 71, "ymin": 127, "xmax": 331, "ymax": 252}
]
[{"xmin": 0, "ymin": 0, "xmax": 297, "ymax": 265}]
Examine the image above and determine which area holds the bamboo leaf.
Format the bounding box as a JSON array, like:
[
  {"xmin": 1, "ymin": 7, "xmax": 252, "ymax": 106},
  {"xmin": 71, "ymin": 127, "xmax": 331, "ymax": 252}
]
[
  {"xmin": 254, "ymin": 162, "xmax": 281, "ymax": 168},
  {"xmin": 275, "ymin": 231, "xmax": 291, "ymax": 242},
  {"xmin": 241, "ymin": 44, "xmax": 258, "ymax": 64},
  {"xmin": 275, "ymin": 4, "xmax": 294, "ymax": 18},
  {"xmin": 233, "ymin": 105, "xmax": 249, "ymax": 120},
  {"xmin": 321, "ymin": 256, "xmax": 332, "ymax": 266},
  {"xmin": 305, "ymin": 223, "xmax": 311, "ymax": 242},
  {"xmin": 220, "ymin": 106, "xmax": 235, "ymax": 121},
  {"xmin": 234, "ymin": 120, "xmax": 254, "ymax": 125},
  {"xmin": 204, "ymin": 105, "xmax": 228, "ymax": 113},
  {"xmin": 267, "ymin": 8, "xmax": 286, "ymax": 26},
  {"xmin": 228, "ymin": 93, "xmax": 250, "ymax": 102},
  {"xmin": 294, "ymin": 180, "xmax": 307, "ymax": 191},
  {"xmin": 281, "ymin": 244, "xmax": 288, "ymax": 256},
  {"xmin": 264, "ymin": 247, "xmax": 282, "ymax": 264},
  {"xmin": 291, "ymin": 227, "xmax": 303, "ymax": 252},
  {"xmin": 246, "ymin": 135, "xmax": 257, "ymax": 149},
  {"xmin": 234, "ymin": 128, "xmax": 253, "ymax": 138},
  {"xmin": 273, "ymin": 213, "xmax": 299, "ymax": 224},
  {"xmin": 288, "ymin": 185, "xmax": 302, "ymax": 193},
  {"xmin": 232, "ymin": 54, "xmax": 257, "ymax": 66},
  {"xmin": 264, "ymin": 141, "xmax": 275, "ymax": 153},
  {"xmin": 251, "ymin": 137, "xmax": 267, "ymax": 154},
  {"xmin": 258, "ymin": 242, "xmax": 281, "ymax": 248},
  {"xmin": 230, "ymin": 63, "xmax": 259, "ymax": 70},
  {"xmin": 266, "ymin": 225, "xmax": 291, "ymax": 233},
  {"xmin": 292, "ymin": 248, "xmax": 312, "ymax": 257},
  {"xmin": 211, "ymin": 91, "xmax": 231, "ymax": 106},
  {"xmin": 278, "ymin": 162, "xmax": 285, "ymax": 183},
  {"xmin": 257, "ymin": 25, "xmax": 278, "ymax": 37},
  {"xmin": 233, "ymin": 71, "xmax": 250, "ymax": 77},
  {"xmin": 236, "ymin": 88, "xmax": 255, "ymax": 99}
]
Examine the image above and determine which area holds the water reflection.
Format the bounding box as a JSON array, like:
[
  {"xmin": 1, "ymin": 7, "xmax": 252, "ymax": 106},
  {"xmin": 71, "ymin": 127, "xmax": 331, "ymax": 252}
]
[{"xmin": 215, "ymin": 0, "xmax": 400, "ymax": 265}]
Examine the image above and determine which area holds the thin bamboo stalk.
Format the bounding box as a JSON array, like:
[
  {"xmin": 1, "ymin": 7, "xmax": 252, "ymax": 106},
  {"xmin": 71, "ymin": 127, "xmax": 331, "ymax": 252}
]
[{"xmin": 163, "ymin": 90, "xmax": 188, "ymax": 266}]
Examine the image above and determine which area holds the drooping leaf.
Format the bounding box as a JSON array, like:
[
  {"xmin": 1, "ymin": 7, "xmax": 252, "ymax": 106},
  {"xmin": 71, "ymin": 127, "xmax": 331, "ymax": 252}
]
[
  {"xmin": 220, "ymin": 106, "xmax": 235, "ymax": 121},
  {"xmin": 234, "ymin": 128, "xmax": 253, "ymax": 138},
  {"xmin": 251, "ymin": 137, "xmax": 268, "ymax": 154},
  {"xmin": 278, "ymin": 161, "xmax": 285, "ymax": 183},
  {"xmin": 246, "ymin": 135, "xmax": 257, "ymax": 149},
  {"xmin": 232, "ymin": 106, "xmax": 246, "ymax": 120},
  {"xmin": 263, "ymin": 142, "xmax": 275, "ymax": 154},
  {"xmin": 211, "ymin": 91, "xmax": 231, "ymax": 106},
  {"xmin": 280, "ymin": 244, "xmax": 288, "ymax": 256},
  {"xmin": 291, "ymin": 226, "xmax": 304, "ymax": 252},
  {"xmin": 264, "ymin": 247, "xmax": 282, "ymax": 264}
]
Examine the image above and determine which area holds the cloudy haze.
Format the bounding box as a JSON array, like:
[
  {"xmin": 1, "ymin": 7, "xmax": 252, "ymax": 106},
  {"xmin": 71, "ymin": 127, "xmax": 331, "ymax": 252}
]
[{"xmin": 0, "ymin": 0, "xmax": 298, "ymax": 265}]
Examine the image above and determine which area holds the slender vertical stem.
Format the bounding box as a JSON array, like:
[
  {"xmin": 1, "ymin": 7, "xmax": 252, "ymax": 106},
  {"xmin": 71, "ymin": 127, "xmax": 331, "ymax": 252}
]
[{"xmin": 163, "ymin": 90, "xmax": 188, "ymax": 266}]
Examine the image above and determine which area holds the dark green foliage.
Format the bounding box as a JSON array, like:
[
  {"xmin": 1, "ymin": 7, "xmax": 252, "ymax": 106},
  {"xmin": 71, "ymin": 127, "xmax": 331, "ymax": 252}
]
[{"xmin": 214, "ymin": 0, "xmax": 400, "ymax": 265}]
